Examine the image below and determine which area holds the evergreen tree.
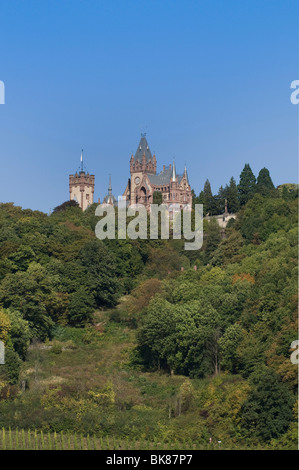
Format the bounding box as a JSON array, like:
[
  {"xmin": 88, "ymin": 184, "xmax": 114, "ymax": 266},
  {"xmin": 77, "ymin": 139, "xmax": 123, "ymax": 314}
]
[
  {"xmin": 215, "ymin": 185, "xmax": 226, "ymax": 214},
  {"xmin": 238, "ymin": 164, "xmax": 256, "ymax": 206},
  {"xmin": 225, "ymin": 177, "xmax": 240, "ymax": 213},
  {"xmin": 203, "ymin": 179, "xmax": 217, "ymax": 215},
  {"xmin": 191, "ymin": 189, "xmax": 201, "ymax": 209},
  {"xmin": 197, "ymin": 190, "xmax": 204, "ymax": 206},
  {"xmin": 256, "ymin": 167, "xmax": 275, "ymax": 196}
]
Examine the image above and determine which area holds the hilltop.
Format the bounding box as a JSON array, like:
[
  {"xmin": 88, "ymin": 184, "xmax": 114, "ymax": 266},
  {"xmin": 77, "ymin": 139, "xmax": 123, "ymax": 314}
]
[{"xmin": 0, "ymin": 182, "xmax": 298, "ymax": 449}]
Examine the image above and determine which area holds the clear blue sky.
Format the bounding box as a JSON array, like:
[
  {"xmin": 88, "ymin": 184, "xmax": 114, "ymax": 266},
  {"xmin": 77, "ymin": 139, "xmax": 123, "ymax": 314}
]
[{"xmin": 0, "ymin": 0, "xmax": 298, "ymax": 213}]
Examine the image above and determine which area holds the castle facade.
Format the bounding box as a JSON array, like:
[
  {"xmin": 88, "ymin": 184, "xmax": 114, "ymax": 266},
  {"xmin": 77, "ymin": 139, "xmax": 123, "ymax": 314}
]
[
  {"xmin": 123, "ymin": 134, "xmax": 192, "ymax": 211},
  {"xmin": 69, "ymin": 135, "xmax": 192, "ymax": 211}
]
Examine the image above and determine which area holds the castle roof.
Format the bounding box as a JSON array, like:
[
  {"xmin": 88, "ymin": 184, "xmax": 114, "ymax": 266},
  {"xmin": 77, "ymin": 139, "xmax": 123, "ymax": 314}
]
[
  {"xmin": 148, "ymin": 166, "xmax": 184, "ymax": 186},
  {"xmin": 172, "ymin": 159, "xmax": 176, "ymax": 182},
  {"xmin": 133, "ymin": 134, "xmax": 189, "ymax": 187},
  {"xmin": 134, "ymin": 134, "xmax": 153, "ymax": 162},
  {"xmin": 103, "ymin": 194, "xmax": 116, "ymax": 205},
  {"xmin": 184, "ymin": 165, "xmax": 189, "ymax": 184},
  {"xmin": 103, "ymin": 174, "xmax": 116, "ymax": 205}
]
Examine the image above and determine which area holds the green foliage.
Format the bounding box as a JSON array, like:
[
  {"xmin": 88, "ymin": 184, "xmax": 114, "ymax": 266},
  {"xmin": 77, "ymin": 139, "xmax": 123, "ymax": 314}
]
[
  {"xmin": 238, "ymin": 164, "xmax": 256, "ymax": 206},
  {"xmin": 67, "ymin": 287, "xmax": 95, "ymax": 327},
  {"xmin": 219, "ymin": 323, "xmax": 244, "ymax": 372},
  {"xmin": 52, "ymin": 200, "xmax": 80, "ymax": 213},
  {"xmin": 240, "ymin": 368, "xmax": 295, "ymax": 441},
  {"xmin": 210, "ymin": 229, "xmax": 244, "ymax": 266},
  {"xmin": 278, "ymin": 183, "xmax": 298, "ymax": 201},
  {"xmin": 137, "ymin": 296, "xmax": 220, "ymax": 377},
  {"xmin": 0, "ymin": 181, "xmax": 297, "ymax": 449},
  {"xmin": 225, "ymin": 177, "xmax": 240, "ymax": 213},
  {"xmin": 0, "ymin": 347, "xmax": 22, "ymax": 385},
  {"xmin": 203, "ymin": 219, "xmax": 221, "ymax": 263},
  {"xmin": 256, "ymin": 167, "xmax": 275, "ymax": 196},
  {"xmin": 0, "ymin": 263, "xmax": 58, "ymax": 339},
  {"xmin": 236, "ymin": 195, "xmax": 297, "ymax": 243},
  {"xmin": 153, "ymin": 191, "xmax": 163, "ymax": 205},
  {"xmin": 50, "ymin": 341, "xmax": 63, "ymax": 355},
  {"xmin": 77, "ymin": 239, "xmax": 120, "ymax": 308},
  {"xmin": 202, "ymin": 179, "xmax": 217, "ymax": 215},
  {"xmin": 3, "ymin": 308, "xmax": 31, "ymax": 359}
]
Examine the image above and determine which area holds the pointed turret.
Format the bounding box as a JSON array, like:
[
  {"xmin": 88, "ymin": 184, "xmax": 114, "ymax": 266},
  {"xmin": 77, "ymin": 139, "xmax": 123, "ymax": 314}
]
[
  {"xmin": 183, "ymin": 164, "xmax": 189, "ymax": 183},
  {"xmin": 108, "ymin": 173, "xmax": 112, "ymax": 195},
  {"xmin": 172, "ymin": 160, "xmax": 176, "ymax": 182},
  {"xmin": 134, "ymin": 133, "xmax": 153, "ymax": 163},
  {"xmin": 103, "ymin": 174, "xmax": 116, "ymax": 206},
  {"xmin": 80, "ymin": 149, "xmax": 84, "ymax": 173}
]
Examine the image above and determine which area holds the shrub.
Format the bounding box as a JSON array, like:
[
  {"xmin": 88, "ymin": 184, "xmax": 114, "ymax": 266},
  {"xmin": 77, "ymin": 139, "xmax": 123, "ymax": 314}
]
[{"xmin": 50, "ymin": 341, "xmax": 63, "ymax": 355}]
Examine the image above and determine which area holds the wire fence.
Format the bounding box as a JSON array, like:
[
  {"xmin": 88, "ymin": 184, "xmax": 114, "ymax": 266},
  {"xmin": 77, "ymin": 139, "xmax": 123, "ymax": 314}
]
[{"xmin": 0, "ymin": 427, "xmax": 241, "ymax": 450}]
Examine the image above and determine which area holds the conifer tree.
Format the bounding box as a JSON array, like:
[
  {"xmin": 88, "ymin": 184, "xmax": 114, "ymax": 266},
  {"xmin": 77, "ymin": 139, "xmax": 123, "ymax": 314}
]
[
  {"xmin": 215, "ymin": 185, "xmax": 226, "ymax": 214},
  {"xmin": 225, "ymin": 177, "xmax": 240, "ymax": 213},
  {"xmin": 203, "ymin": 179, "xmax": 217, "ymax": 215},
  {"xmin": 238, "ymin": 164, "xmax": 256, "ymax": 206},
  {"xmin": 191, "ymin": 189, "xmax": 201, "ymax": 209},
  {"xmin": 256, "ymin": 167, "xmax": 275, "ymax": 196},
  {"xmin": 197, "ymin": 190, "xmax": 204, "ymax": 206}
]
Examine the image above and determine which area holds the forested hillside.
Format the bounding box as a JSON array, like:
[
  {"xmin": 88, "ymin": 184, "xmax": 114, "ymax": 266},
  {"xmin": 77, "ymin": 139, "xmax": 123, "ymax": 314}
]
[{"xmin": 0, "ymin": 169, "xmax": 298, "ymax": 450}]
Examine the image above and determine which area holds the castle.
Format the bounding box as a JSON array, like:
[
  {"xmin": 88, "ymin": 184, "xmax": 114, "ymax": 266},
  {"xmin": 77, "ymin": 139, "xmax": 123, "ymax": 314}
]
[
  {"xmin": 69, "ymin": 150, "xmax": 95, "ymax": 211},
  {"xmin": 69, "ymin": 135, "xmax": 192, "ymax": 211},
  {"xmin": 123, "ymin": 134, "xmax": 192, "ymax": 211}
]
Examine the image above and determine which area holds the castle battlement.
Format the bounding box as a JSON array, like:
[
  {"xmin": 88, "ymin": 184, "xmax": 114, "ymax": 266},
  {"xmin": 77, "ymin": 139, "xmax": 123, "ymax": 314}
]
[{"xmin": 69, "ymin": 152, "xmax": 95, "ymax": 211}]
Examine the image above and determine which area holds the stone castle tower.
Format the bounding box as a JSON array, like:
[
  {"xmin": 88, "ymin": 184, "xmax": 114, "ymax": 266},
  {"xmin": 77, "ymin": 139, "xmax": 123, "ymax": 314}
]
[
  {"xmin": 123, "ymin": 134, "xmax": 192, "ymax": 210},
  {"xmin": 69, "ymin": 150, "xmax": 95, "ymax": 211}
]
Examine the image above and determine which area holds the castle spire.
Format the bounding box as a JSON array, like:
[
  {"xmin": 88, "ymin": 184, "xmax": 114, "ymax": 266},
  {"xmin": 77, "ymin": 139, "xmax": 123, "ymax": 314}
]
[
  {"xmin": 103, "ymin": 174, "xmax": 116, "ymax": 206},
  {"xmin": 134, "ymin": 134, "xmax": 152, "ymax": 163},
  {"xmin": 108, "ymin": 174, "xmax": 112, "ymax": 195},
  {"xmin": 80, "ymin": 149, "xmax": 84, "ymax": 172},
  {"xmin": 184, "ymin": 163, "xmax": 189, "ymax": 183},
  {"xmin": 172, "ymin": 159, "xmax": 176, "ymax": 182}
]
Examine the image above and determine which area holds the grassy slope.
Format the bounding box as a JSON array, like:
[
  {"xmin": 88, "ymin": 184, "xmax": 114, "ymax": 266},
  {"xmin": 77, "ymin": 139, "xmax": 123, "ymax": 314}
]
[{"xmin": 0, "ymin": 302, "xmax": 296, "ymax": 450}]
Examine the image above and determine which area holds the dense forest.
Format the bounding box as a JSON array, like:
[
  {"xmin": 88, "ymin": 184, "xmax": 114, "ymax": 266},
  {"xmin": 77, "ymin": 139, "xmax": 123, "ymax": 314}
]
[{"xmin": 0, "ymin": 164, "xmax": 298, "ymax": 450}]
